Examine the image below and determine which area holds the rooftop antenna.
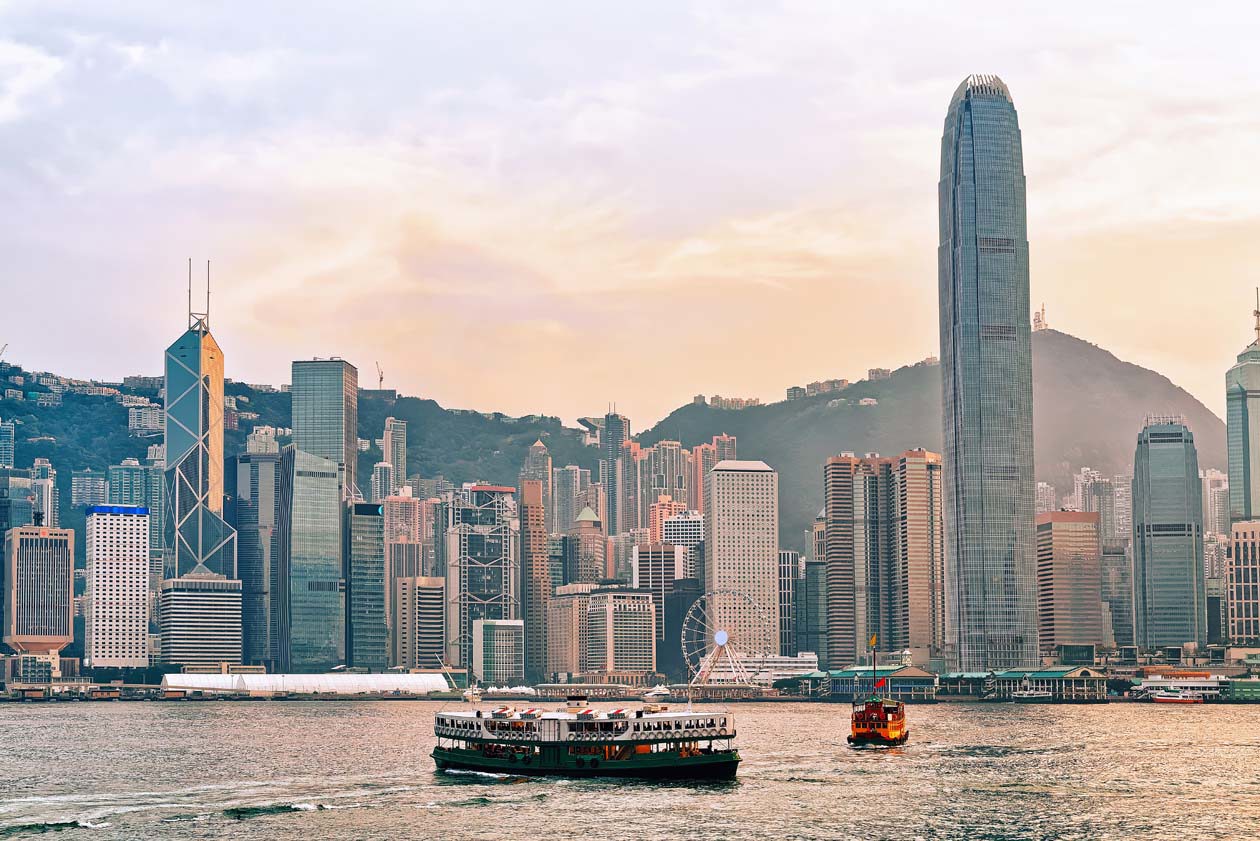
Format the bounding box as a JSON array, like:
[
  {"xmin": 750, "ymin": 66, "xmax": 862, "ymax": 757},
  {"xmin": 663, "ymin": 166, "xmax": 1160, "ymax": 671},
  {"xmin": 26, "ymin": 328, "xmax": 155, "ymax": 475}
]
[
  {"xmin": 206, "ymin": 260, "xmax": 211, "ymax": 328},
  {"xmin": 1253, "ymin": 287, "xmax": 1259, "ymax": 344},
  {"xmin": 187, "ymin": 258, "xmax": 193, "ymax": 326}
]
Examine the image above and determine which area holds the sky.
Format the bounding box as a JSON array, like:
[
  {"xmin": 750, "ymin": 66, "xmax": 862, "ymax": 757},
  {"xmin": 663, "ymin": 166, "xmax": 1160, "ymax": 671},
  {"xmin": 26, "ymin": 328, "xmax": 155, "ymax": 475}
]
[{"xmin": 4, "ymin": 1, "xmax": 1260, "ymax": 427}]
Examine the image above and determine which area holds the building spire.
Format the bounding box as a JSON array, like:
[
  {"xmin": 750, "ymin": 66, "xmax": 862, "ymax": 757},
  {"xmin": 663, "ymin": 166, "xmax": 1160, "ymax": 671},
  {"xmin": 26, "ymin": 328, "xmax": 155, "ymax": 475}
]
[{"xmin": 1253, "ymin": 287, "xmax": 1259, "ymax": 344}]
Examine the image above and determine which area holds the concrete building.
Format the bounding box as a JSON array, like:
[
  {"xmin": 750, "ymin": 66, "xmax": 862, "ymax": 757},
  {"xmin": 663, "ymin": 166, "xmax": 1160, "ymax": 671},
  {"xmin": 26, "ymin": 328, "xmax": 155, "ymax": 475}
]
[
  {"xmin": 566, "ymin": 506, "xmax": 607, "ymax": 583},
  {"xmin": 938, "ymin": 75, "xmax": 1039, "ymax": 670},
  {"xmin": 1035, "ymin": 482, "xmax": 1057, "ymax": 515},
  {"xmin": 518, "ymin": 440, "xmax": 552, "ymax": 532},
  {"xmin": 546, "ymin": 582, "xmax": 598, "ymax": 678},
  {"xmin": 158, "ymin": 572, "xmax": 242, "ymax": 667},
  {"xmin": 370, "ymin": 462, "xmax": 394, "ymax": 504},
  {"xmin": 0, "ymin": 419, "xmax": 13, "ymax": 469},
  {"xmin": 291, "ymin": 358, "xmax": 358, "ymax": 498},
  {"xmin": 583, "ymin": 590, "xmax": 656, "ymax": 681},
  {"xmin": 1132, "ymin": 417, "xmax": 1206, "ymax": 649},
  {"xmin": 662, "ymin": 510, "xmax": 703, "ymax": 579},
  {"xmin": 704, "ymin": 460, "xmax": 780, "ymax": 657},
  {"xmin": 3, "ymin": 525, "xmax": 74, "ymax": 673},
  {"xmin": 393, "ymin": 576, "xmax": 445, "ymax": 669},
  {"xmin": 1201, "ymin": 469, "xmax": 1230, "ymax": 536},
  {"xmin": 778, "ymin": 550, "xmax": 799, "ymax": 656},
  {"xmin": 30, "ymin": 458, "xmax": 57, "ymax": 529},
  {"xmin": 382, "ymin": 417, "xmax": 407, "ymax": 495},
  {"xmin": 345, "ymin": 502, "xmax": 387, "ymax": 671},
  {"xmin": 471, "ymin": 618, "xmax": 524, "ymax": 686},
  {"xmin": 648, "ymin": 494, "xmax": 688, "ymax": 544},
  {"xmin": 823, "ymin": 449, "xmax": 945, "ymax": 666},
  {"xmin": 632, "ymin": 542, "xmax": 687, "ymax": 653},
  {"xmin": 1035, "ymin": 512, "xmax": 1104, "ymax": 654},
  {"xmin": 71, "ymin": 468, "xmax": 109, "ymax": 508},
  {"xmin": 277, "ymin": 446, "xmax": 344, "ymax": 671},
  {"xmin": 519, "ymin": 479, "xmax": 550, "ymax": 683},
  {"xmin": 1229, "ymin": 521, "xmax": 1260, "ymax": 644},
  {"xmin": 84, "ymin": 505, "xmax": 150, "ymax": 669}
]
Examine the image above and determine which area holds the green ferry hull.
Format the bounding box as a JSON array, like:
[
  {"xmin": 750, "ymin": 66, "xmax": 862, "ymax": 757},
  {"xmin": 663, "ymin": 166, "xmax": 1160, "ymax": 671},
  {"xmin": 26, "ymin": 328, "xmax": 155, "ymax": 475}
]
[{"xmin": 432, "ymin": 747, "xmax": 740, "ymax": 781}]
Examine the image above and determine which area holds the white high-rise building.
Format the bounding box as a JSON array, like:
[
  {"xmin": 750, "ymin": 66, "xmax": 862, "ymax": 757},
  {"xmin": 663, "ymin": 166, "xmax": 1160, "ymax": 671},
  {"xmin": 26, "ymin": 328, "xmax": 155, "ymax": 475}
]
[
  {"xmin": 1201, "ymin": 468, "xmax": 1230, "ymax": 536},
  {"xmin": 1035, "ymin": 482, "xmax": 1056, "ymax": 515},
  {"xmin": 662, "ymin": 510, "xmax": 704, "ymax": 578},
  {"xmin": 85, "ymin": 505, "xmax": 151, "ymax": 668},
  {"xmin": 1071, "ymin": 467, "xmax": 1101, "ymax": 512},
  {"xmin": 703, "ymin": 460, "xmax": 780, "ymax": 657},
  {"xmin": 382, "ymin": 417, "xmax": 407, "ymax": 495},
  {"xmin": 371, "ymin": 461, "xmax": 395, "ymax": 503}
]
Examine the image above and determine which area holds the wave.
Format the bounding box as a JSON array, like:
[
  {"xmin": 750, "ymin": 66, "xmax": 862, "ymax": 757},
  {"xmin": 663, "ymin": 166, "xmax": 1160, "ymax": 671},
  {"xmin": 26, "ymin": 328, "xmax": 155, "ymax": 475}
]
[
  {"xmin": 223, "ymin": 803, "xmax": 316, "ymax": 820},
  {"xmin": 0, "ymin": 820, "xmax": 110, "ymax": 836}
]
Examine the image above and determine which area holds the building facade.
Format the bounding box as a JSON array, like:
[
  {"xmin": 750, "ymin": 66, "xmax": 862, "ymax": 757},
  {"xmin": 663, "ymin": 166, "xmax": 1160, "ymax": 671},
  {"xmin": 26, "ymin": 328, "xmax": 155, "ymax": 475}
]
[
  {"xmin": 937, "ymin": 75, "xmax": 1039, "ymax": 671},
  {"xmin": 1034, "ymin": 512, "xmax": 1104, "ymax": 654},
  {"xmin": 442, "ymin": 486, "xmax": 519, "ymax": 669},
  {"xmin": 583, "ymin": 590, "xmax": 656, "ymax": 681},
  {"xmin": 382, "ymin": 417, "xmax": 407, "ymax": 495},
  {"xmin": 1132, "ymin": 418, "xmax": 1206, "ymax": 649},
  {"xmin": 3, "ymin": 525, "xmax": 74, "ymax": 664},
  {"xmin": 235, "ymin": 449, "xmax": 281, "ymax": 667},
  {"xmin": 519, "ymin": 479, "xmax": 550, "ymax": 683},
  {"xmin": 85, "ymin": 505, "xmax": 150, "ymax": 669},
  {"xmin": 471, "ymin": 618, "xmax": 524, "ymax": 685},
  {"xmin": 345, "ymin": 502, "xmax": 387, "ymax": 671},
  {"xmin": 703, "ymin": 460, "xmax": 780, "ymax": 658},
  {"xmin": 158, "ymin": 573, "xmax": 242, "ymax": 667},
  {"xmin": 1227, "ymin": 311, "xmax": 1260, "ymax": 523},
  {"xmin": 276, "ymin": 446, "xmax": 344, "ymax": 671},
  {"xmin": 291, "ymin": 358, "xmax": 359, "ymax": 498},
  {"xmin": 1228, "ymin": 521, "xmax": 1260, "ymax": 644}
]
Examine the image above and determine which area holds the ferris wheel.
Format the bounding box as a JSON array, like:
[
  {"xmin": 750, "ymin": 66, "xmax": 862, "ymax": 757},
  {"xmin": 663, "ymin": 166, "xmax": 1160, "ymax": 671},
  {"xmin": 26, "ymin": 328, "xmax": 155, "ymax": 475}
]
[{"xmin": 680, "ymin": 589, "xmax": 773, "ymax": 688}]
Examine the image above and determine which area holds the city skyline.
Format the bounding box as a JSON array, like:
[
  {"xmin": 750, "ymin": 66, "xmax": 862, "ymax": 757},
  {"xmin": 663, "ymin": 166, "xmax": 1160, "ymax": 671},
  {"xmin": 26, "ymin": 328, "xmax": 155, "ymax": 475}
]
[{"xmin": 5, "ymin": 5, "xmax": 1260, "ymax": 426}]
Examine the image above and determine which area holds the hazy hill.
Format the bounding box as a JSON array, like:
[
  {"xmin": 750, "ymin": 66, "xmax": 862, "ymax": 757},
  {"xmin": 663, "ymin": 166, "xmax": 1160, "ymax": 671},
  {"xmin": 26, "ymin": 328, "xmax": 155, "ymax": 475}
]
[{"xmin": 639, "ymin": 329, "xmax": 1225, "ymax": 550}]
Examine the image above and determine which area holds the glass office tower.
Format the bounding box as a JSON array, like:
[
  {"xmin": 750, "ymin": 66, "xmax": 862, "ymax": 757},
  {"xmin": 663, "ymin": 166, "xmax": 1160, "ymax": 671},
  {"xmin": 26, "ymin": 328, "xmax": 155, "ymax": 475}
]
[
  {"xmin": 1226, "ymin": 306, "xmax": 1260, "ymax": 523},
  {"xmin": 938, "ymin": 75, "xmax": 1039, "ymax": 670},
  {"xmin": 1132, "ymin": 418, "xmax": 1206, "ymax": 649},
  {"xmin": 291, "ymin": 359, "xmax": 359, "ymax": 499}
]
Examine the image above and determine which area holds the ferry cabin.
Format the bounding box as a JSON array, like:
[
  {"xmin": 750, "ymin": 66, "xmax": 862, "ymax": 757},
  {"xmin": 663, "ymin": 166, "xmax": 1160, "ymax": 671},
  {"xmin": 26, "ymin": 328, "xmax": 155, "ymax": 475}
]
[{"xmin": 433, "ymin": 707, "xmax": 735, "ymax": 768}]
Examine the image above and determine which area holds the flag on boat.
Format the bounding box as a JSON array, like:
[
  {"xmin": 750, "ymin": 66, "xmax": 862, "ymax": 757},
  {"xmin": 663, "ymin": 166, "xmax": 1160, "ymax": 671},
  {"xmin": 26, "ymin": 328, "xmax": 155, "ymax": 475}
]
[
  {"xmin": 869, "ymin": 633, "xmax": 877, "ymax": 648},
  {"xmin": 875, "ymin": 678, "xmax": 887, "ymax": 689}
]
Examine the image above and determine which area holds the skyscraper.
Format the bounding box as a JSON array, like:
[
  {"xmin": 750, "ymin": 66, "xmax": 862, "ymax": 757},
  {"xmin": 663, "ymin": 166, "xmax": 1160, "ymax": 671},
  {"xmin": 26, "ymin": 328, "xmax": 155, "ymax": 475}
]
[
  {"xmin": 778, "ymin": 550, "xmax": 799, "ymax": 656},
  {"xmin": 1227, "ymin": 296, "xmax": 1260, "ymax": 524},
  {"xmin": 370, "ymin": 461, "xmax": 394, "ymax": 503},
  {"xmin": 1228, "ymin": 521, "xmax": 1260, "ymax": 645},
  {"xmin": 631, "ymin": 542, "xmax": 687, "ymax": 655},
  {"xmin": 823, "ymin": 449, "xmax": 946, "ymax": 666},
  {"xmin": 108, "ymin": 458, "xmax": 164, "ymax": 570},
  {"xmin": 1034, "ymin": 511, "xmax": 1104, "ymax": 655},
  {"xmin": 1100, "ymin": 544, "xmax": 1134, "ymax": 649},
  {"xmin": 550, "ymin": 464, "xmax": 590, "ymax": 535},
  {"xmin": 393, "ymin": 575, "xmax": 445, "ymax": 669},
  {"xmin": 519, "ymin": 479, "xmax": 550, "ymax": 683},
  {"xmin": 601, "ymin": 412, "xmax": 629, "ymax": 534},
  {"xmin": 583, "ymin": 590, "xmax": 655, "ymax": 681},
  {"xmin": 0, "ymin": 469, "xmax": 33, "ymax": 535},
  {"xmin": 518, "ymin": 440, "xmax": 552, "ymax": 529},
  {"xmin": 235, "ymin": 449, "xmax": 281, "ymax": 667},
  {"xmin": 85, "ymin": 505, "xmax": 150, "ymax": 669},
  {"xmin": 276, "ymin": 446, "xmax": 344, "ymax": 671},
  {"xmin": 938, "ymin": 74, "xmax": 1038, "ymax": 670},
  {"xmin": 0, "ymin": 419, "xmax": 14, "ymax": 469},
  {"xmin": 3, "ymin": 524, "xmax": 74, "ymax": 668},
  {"xmin": 703, "ymin": 460, "xmax": 779, "ymax": 658},
  {"xmin": 29, "ymin": 458, "xmax": 57, "ymax": 529},
  {"xmin": 566, "ymin": 507, "xmax": 607, "ymax": 584},
  {"xmin": 441, "ymin": 485, "xmax": 518, "ymax": 669},
  {"xmin": 163, "ymin": 300, "xmax": 240, "ymax": 666},
  {"xmin": 291, "ymin": 359, "xmax": 359, "ymax": 499},
  {"xmin": 345, "ymin": 501, "xmax": 387, "ymax": 671},
  {"xmin": 382, "ymin": 417, "xmax": 407, "ymax": 494},
  {"xmin": 1132, "ymin": 417, "xmax": 1206, "ymax": 649}
]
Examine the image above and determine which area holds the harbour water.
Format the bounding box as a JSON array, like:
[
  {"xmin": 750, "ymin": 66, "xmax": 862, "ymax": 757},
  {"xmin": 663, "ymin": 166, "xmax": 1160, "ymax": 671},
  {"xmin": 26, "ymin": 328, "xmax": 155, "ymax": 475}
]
[{"xmin": 1, "ymin": 701, "xmax": 1257, "ymax": 839}]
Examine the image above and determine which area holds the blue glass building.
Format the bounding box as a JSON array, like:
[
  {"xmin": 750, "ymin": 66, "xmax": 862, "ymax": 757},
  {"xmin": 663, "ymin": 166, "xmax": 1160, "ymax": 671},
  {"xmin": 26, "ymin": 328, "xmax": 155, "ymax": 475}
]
[
  {"xmin": 1132, "ymin": 419, "xmax": 1206, "ymax": 649},
  {"xmin": 938, "ymin": 75, "xmax": 1039, "ymax": 670},
  {"xmin": 277, "ymin": 446, "xmax": 344, "ymax": 671},
  {"xmin": 345, "ymin": 502, "xmax": 387, "ymax": 671},
  {"xmin": 1226, "ymin": 305, "xmax": 1260, "ymax": 523}
]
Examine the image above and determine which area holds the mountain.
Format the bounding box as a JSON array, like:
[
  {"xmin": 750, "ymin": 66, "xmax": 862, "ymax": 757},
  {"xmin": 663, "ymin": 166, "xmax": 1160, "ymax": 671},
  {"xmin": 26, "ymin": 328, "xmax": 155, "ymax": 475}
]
[
  {"xmin": 639, "ymin": 329, "xmax": 1225, "ymax": 550},
  {"xmin": 0, "ymin": 328, "xmax": 1224, "ymax": 555}
]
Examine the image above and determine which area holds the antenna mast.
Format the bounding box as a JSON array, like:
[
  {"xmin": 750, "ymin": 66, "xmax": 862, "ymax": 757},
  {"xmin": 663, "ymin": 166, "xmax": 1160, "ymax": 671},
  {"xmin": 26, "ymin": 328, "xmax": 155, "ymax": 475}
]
[
  {"xmin": 206, "ymin": 260, "xmax": 211, "ymax": 327},
  {"xmin": 1253, "ymin": 287, "xmax": 1259, "ymax": 344}
]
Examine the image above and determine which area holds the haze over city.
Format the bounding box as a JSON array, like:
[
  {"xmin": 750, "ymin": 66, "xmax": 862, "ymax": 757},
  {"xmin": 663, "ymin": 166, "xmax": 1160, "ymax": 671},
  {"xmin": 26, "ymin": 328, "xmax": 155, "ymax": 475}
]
[{"xmin": 5, "ymin": 2, "xmax": 1260, "ymax": 424}]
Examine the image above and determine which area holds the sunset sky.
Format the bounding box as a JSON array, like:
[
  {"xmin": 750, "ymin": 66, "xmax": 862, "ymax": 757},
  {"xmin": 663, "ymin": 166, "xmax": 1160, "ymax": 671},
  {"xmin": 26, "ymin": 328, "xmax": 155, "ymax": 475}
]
[{"xmin": 4, "ymin": 2, "xmax": 1260, "ymax": 426}]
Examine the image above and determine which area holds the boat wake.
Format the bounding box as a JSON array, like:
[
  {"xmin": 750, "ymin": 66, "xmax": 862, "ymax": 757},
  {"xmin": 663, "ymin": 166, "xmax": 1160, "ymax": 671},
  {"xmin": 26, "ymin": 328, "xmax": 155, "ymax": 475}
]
[{"xmin": 0, "ymin": 820, "xmax": 111, "ymax": 836}]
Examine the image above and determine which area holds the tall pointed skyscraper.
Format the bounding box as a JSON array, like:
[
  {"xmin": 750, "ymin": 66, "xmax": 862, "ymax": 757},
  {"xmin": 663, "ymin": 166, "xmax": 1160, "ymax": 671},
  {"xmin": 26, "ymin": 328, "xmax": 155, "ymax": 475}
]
[
  {"xmin": 162, "ymin": 268, "xmax": 241, "ymax": 666},
  {"xmin": 164, "ymin": 294, "xmax": 237, "ymax": 579},
  {"xmin": 1226, "ymin": 290, "xmax": 1260, "ymax": 524},
  {"xmin": 938, "ymin": 75, "xmax": 1039, "ymax": 670}
]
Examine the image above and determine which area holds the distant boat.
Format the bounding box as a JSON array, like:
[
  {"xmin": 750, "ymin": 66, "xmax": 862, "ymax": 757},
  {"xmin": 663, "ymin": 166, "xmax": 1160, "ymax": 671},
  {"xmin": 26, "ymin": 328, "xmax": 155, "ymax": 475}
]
[
  {"xmin": 1011, "ymin": 689, "xmax": 1054, "ymax": 703},
  {"xmin": 641, "ymin": 686, "xmax": 671, "ymax": 702},
  {"xmin": 1151, "ymin": 689, "xmax": 1204, "ymax": 704}
]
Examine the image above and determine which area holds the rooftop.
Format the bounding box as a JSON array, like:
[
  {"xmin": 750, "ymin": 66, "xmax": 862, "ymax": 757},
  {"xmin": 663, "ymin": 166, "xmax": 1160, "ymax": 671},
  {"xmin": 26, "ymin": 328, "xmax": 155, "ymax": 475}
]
[
  {"xmin": 712, "ymin": 459, "xmax": 774, "ymax": 473},
  {"xmin": 950, "ymin": 74, "xmax": 1013, "ymax": 106}
]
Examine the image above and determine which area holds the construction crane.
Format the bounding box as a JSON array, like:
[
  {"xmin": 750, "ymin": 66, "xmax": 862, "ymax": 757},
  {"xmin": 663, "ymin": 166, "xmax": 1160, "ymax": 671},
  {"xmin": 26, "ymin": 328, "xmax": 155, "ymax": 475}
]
[
  {"xmin": 376, "ymin": 361, "xmax": 384, "ymax": 390},
  {"xmin": 0, "ymin": 343, "xmax": 7, "ymax": 363}
]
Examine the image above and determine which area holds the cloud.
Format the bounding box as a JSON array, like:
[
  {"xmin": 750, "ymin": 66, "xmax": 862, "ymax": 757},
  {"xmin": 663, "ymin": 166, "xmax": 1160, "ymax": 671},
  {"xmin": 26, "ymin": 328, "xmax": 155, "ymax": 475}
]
[{"xmin": 0, "ymin": 39, "xmax": 63, "ymax": 122}]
